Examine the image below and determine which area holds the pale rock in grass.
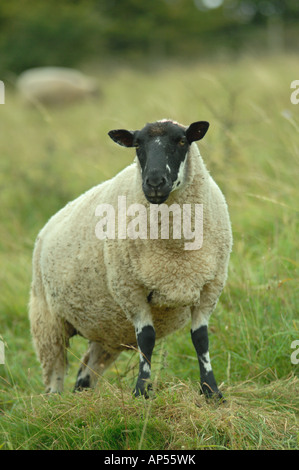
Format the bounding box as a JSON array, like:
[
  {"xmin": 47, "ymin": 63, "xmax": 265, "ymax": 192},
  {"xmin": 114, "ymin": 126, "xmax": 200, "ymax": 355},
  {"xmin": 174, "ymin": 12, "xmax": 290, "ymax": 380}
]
[{"xmin": 17, "ymin": 67, "xmax": 99, "ymax": 106}]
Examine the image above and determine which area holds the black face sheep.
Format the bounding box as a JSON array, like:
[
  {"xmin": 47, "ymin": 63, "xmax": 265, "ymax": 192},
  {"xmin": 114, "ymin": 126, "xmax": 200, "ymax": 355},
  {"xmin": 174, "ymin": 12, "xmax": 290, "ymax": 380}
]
[{"xmin": 29, "ymin": 119, "xmax": 232, "ymax": 400}]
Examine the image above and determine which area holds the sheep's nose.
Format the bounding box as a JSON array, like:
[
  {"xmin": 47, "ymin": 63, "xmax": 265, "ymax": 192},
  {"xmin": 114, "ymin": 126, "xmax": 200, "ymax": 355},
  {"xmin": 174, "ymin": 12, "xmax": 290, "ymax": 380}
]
[
  {"xmin": 145, "ymin": 175, "xmax": 167, "ymax": 189},
  {"xmin": 143, "ymin": 172, "xmax": 171, "ymax": 204}
]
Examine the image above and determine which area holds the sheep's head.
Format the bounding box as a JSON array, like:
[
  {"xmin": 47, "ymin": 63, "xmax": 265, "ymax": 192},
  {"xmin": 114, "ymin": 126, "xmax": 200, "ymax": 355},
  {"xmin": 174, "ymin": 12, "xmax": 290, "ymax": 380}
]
[{"xmin": 108, "ymin": 119, "xmax": 209, "ymax": 204}]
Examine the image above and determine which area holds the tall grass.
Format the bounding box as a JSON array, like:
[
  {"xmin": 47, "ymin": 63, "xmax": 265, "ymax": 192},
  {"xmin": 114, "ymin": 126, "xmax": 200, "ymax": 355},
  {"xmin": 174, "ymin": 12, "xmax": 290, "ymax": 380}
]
[{"xmin": 0, "ymin": 54, "xmax": 298, "ymax": 450}]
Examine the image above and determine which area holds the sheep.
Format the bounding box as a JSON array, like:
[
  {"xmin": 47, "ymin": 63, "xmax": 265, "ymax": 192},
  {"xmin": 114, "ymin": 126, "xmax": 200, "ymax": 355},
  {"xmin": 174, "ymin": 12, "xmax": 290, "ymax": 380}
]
[
  {"xmin": 29, "ymin": 118, "xmax": 232, "ymax": 400},
  {"xmin": 17, "ymin": 67, "xmax": 99, "ymax": 106}
]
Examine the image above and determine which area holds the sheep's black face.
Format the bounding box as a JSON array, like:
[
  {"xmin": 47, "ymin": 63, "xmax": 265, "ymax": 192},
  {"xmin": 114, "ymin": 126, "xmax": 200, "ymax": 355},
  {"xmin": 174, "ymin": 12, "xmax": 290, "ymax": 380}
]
[
  {"xmin": 108, "ymin": 119, "xmax": 209, "ymax": 204},
  {"xmin": 134, "ymin": 121, "xmax": 188, "ymax": 204}
]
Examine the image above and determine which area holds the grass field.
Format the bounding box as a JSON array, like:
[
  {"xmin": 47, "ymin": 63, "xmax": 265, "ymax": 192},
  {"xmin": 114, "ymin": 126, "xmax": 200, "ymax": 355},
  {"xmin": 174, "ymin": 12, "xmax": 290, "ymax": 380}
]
[{"xmin": 0, "ymin": 54, "xmax": 298, "ymax": 450}]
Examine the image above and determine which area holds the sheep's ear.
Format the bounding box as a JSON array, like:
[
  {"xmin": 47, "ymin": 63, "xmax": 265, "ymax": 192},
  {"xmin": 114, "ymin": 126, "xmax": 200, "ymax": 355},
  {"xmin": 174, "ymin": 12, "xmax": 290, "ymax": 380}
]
[
  {"xmin": 186, "ymin": 121, "xmax": 209, "ymax": 144},
  {"xmin": 108, "ymin": 129, "xmax": 135, "ymax": 147}
]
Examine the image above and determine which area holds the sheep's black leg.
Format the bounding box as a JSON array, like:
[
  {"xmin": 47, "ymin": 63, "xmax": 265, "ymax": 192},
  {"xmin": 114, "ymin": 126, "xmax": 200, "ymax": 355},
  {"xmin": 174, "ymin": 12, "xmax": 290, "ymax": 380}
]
[
  {"xmin": 74, "ymin": 342, "xmax": 119, "ymax": 392},
  {"xmin": 133, "ymin": 324, "xmax": 156, "ymax": 398},
  {"xmin": 191, "ymin": 325, "xmax": 223, "ymax": 400}
]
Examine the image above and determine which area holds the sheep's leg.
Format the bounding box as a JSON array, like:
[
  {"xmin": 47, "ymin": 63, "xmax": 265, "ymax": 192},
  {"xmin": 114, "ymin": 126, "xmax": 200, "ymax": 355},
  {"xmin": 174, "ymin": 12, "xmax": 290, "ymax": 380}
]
[
  {"xmin": 191, "ymin": 282, "xmax": 224, "ymax": 400},
  {"xmin": 29, "ymin": 292, "xmax": 70, "ymax": 393},
  {"xmin": 191, "ymin": 322, "xmax": 223, "ymax": 399},
  {"xmin": 45, "ymin": 353, "xmax": 67, "ymax": 394},
  {"xmin": 133, "ymin": 322, "xmax": 156, "ymax": 398},
  {"xmin": 108, "ymin": 276, "xmax": 156, "ymax": 397},
  {"xmin": 74, "ymin": 342, "xmax": 119, "ymax": 391}
]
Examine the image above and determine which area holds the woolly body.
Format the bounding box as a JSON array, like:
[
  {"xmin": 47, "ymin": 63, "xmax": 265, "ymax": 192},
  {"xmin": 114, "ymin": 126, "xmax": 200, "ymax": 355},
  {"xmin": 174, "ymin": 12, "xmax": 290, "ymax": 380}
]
[{"xmin": 29, "ymin": 120, "xmax": 232, "ymax": 395}]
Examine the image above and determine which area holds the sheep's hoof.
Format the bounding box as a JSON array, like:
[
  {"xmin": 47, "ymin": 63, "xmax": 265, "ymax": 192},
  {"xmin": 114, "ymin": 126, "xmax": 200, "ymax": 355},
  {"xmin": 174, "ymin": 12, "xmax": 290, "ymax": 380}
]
[
  {"xmin": 45, "ymin": 389, "xmax": 61, "ymax": 395},
  {"xmin": 201, "ymin": 385, "xmax": 226, "ymax": 404},
  {"xmin": 133, "ymin": 388, "xmax": 150, "ymax": 399},
  {"xmin": 133, "ymin": 383, "xmax": 153, "ymax": 399},
  {"xmin": 73, "ymin": 374, "xmax": 91, "ymax": 392},
  {"xmin": 207, "ymin": 392, "xmax": 226, "ymax": 404}
]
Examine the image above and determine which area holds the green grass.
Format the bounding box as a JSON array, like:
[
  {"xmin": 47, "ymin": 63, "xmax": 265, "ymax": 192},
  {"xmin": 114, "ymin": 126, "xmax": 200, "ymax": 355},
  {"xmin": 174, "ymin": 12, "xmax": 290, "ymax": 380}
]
[
  {"xmin": 0, "ymin": 53, "xmax": 298, "ymax": 450},
  {"xmin": 1, "ymin": 375, "xmax": 298, "ymax": 450}
]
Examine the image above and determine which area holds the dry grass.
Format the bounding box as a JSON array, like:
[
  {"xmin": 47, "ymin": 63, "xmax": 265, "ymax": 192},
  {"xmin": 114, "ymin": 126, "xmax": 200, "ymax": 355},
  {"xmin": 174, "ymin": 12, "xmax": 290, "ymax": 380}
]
[{"xmin": 1, "ymin": 374, "xmax": 298, "ymax": 450}]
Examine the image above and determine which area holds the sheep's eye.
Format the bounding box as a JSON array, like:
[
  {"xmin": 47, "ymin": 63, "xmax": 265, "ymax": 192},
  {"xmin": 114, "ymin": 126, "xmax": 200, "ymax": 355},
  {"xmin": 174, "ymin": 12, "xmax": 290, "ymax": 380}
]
[
  {"xmin": 135, "ymin": 142, "xmax": 140, "ymax": 149},
  {"xmin": 178, "ymin": 139, "xmax": 186, "ymax": 146}
]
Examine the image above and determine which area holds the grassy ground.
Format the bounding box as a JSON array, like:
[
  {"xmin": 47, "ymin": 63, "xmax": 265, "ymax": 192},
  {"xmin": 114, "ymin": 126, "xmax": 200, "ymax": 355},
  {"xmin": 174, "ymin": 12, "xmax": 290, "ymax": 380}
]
[{"xmin": 0, "ymin": 53, "xmax": 298, "ymax": 450}]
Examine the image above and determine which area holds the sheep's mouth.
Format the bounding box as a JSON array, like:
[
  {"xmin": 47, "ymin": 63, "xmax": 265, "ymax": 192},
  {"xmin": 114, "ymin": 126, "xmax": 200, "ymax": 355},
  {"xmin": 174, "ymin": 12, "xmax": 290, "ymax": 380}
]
[
  {"xmin": 143, "ymin": 191, "xmax": 170, "ymax": 205},
  {"xmin": 146, "ymin": 195, "xmax": 169, "ymax": 204},
  {"xmin": 142, "ymin": 182, "xmax": 171, "ymax": 205}
]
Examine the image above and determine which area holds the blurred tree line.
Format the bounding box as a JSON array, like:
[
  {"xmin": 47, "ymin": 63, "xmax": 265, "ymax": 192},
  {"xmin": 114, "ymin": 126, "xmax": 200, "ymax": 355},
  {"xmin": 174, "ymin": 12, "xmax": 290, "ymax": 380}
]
[{"xmin": 0, "ymin": 0, "xmax": 298, "ymax": 76}]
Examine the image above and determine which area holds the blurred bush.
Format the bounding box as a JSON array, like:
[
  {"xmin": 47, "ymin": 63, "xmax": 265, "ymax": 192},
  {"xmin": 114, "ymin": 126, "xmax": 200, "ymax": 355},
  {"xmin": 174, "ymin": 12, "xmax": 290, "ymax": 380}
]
[
  {"xmin": 0, "ymin": 1, "xmax": 102, "ymax": 75},
  {"xmin": 0, "ymin": 0, "xmax": 298, "ymax": 76}
]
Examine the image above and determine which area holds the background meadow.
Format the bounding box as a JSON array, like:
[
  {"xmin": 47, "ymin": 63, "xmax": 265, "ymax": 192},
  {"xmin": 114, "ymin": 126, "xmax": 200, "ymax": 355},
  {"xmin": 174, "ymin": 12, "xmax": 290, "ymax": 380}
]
[{"xmin": 0, "ymin": 0, "xmax": 298, "ymax": 450}]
